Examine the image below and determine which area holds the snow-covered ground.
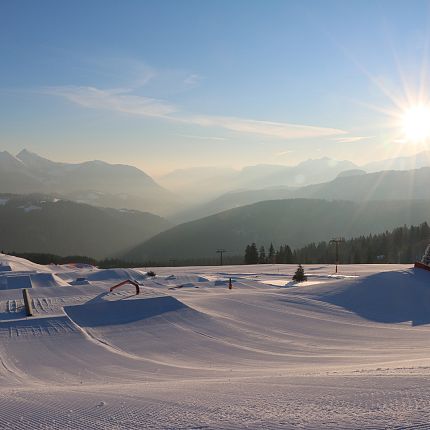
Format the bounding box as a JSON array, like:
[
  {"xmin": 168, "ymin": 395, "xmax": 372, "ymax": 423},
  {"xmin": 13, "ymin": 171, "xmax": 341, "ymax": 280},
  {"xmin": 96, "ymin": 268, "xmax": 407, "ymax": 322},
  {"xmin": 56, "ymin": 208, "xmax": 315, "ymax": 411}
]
[{"xmin": 1, "ymin": 253, "xmax": 429, "ymax": 429}]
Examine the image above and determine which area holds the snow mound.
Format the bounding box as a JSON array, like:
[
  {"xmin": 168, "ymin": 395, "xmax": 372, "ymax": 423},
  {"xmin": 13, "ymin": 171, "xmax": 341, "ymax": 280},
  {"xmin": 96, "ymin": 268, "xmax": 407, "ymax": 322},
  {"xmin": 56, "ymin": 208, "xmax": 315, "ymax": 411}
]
[
  {"xmin": 86, "ymin": 268, "xmax": 147, "ymax": 283},
  {"xmin": 69, "ymin": 277, "xmax": 91, "ymax": 285},
  {"xmin": 65, "ymin": 295, "xmax": 186, "ymax": 327},
  {"xmin": 168, "ymin": 282, "xmax": 199, "ymax": 290},
  {"xmin": 0, "ymin": 272, "xmax": 68, "ymax": 290},
  {"xmin": 214, "ymin": 278, "xmax": 234, "ymax": 286},
  {"xmin": 302, "ymin": 268, "xmax": 430, "ymax": 325},
  {"xmin": 0, "ymin": 253, "xmax": 48, "ymax": 272},
  {"xmin": 0, "ymin": 264, "xmax": 12, "ymax": 272}
]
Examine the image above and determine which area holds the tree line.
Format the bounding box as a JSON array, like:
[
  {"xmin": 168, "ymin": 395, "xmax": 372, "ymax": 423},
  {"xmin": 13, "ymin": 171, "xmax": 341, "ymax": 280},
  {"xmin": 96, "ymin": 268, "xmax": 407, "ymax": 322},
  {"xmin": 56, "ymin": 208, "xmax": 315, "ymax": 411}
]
[
  {"xmin": 244, "ymin": 222, "xmax": 430, "ymax": 264},
  {"xmin": 6, "ymin": 252, "xmax": 244, "ymax": 268},
  {"xmin": 7, "ymin": 222, "xmax": 430, "ymax": 268}
]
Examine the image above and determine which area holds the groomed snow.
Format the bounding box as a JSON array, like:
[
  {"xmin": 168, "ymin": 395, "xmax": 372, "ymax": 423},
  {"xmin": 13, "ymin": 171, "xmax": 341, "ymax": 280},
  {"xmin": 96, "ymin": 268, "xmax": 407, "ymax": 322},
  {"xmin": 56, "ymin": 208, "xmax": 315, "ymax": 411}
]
[{"xmin": 0, "ymin": 255, "xmax": 429, "ymax": 429}]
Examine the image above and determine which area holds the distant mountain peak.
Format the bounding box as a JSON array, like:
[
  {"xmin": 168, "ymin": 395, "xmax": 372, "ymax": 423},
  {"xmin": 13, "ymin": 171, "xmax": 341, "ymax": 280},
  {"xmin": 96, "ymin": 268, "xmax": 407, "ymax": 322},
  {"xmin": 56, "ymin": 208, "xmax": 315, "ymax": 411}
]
[
  {"xmin": 16, "ymin": 148, "xmax": 56, "ymax": 166},
  {"xmin": 0, "ymin": 148, "xmax": 175, "ymax": 213},
  {"xmin": 16, "ymin": 148, "xmax": 32, "ymax": 157},
  {"xmin": 0, "ymin": 150, "xmax": 25, "ymax": 166},
  {"xmin": 17, "ymin": 148, "xmax": 42, "ymax": 159},
  {"xmin": 0, "ymin": 150, "xmax": 15, "ymax": 159}
]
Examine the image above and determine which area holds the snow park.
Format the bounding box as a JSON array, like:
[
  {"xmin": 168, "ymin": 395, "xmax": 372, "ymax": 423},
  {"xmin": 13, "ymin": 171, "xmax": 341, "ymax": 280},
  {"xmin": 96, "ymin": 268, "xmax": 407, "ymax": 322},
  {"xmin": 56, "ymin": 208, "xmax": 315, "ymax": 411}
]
[
  {"xmin": 2, "ymin": 252, "xmax": 430, "ymax": 428},
  {"xmin": 6, "ymin": 1, "xmax": 430, "ymax": 428}
]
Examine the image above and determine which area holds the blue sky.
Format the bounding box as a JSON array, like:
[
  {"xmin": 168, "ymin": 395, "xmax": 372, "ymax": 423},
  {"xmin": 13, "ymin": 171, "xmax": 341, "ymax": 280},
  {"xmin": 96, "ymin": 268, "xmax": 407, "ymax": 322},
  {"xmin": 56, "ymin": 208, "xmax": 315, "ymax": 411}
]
[{"xmin": 1, "ymin": 0, "xmax": 430, "ymax": 175}]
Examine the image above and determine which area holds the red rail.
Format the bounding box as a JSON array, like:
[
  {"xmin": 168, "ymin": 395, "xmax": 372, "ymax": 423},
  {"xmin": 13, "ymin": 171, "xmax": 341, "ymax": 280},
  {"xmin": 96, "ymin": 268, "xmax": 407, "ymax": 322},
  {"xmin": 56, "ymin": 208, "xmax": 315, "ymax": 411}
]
[
  {"xmin": 109, "ymin": 279, "xmax": 140, "ymax": 295},
  {"xmin": 414, "ymin": 261, "xmax": 430, "ymax": 272}
]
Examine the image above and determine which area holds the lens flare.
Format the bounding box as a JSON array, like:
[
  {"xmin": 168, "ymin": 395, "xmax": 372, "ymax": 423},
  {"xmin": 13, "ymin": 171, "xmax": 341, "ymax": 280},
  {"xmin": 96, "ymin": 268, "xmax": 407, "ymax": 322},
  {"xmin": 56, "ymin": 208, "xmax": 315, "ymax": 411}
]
[{"xmin": 401, "ymin": 105, "xmax": 430, "ymax": 142}]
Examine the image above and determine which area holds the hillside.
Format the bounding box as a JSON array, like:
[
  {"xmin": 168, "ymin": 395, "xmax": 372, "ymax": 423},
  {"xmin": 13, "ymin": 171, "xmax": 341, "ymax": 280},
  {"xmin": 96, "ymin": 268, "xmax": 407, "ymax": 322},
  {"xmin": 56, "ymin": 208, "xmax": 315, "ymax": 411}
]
[
  {"xmin": 363, "ymin": 150, "xmax": 430, "ymax": 172},
  {"xmin": 159, "ymin": 157, "xmax": 357, "ymax": 201},
  {"xmin": 172, "ymin": 166, "xmax": 430, "ymax": 222},
  {"xmin": 0, "ymin": 195, "xmax": 171, "ymax": 258},
  {"xmin": 124, "ymin": 198, "xmax": 430, "ymax": 262},
  {"xmin": 295, "ymin": 166, "xmax": 430, "ymax": 201},
  {"xmin": 0, "ymin": 149, "xmax": 177, "ymax": 215}
]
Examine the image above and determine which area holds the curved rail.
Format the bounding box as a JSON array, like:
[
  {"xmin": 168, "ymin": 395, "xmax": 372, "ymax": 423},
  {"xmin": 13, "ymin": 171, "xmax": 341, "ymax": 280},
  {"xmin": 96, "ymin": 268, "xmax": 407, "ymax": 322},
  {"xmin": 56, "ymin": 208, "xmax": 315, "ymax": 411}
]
[{"xmin": 109, "ymin": 279, "xmax": 140, "ymax": 295}]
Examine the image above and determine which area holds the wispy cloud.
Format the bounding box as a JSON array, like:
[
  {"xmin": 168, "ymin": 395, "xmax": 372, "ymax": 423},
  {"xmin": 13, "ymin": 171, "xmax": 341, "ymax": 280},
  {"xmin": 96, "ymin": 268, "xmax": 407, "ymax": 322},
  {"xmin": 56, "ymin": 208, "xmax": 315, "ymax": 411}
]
[
  {"xmin": 44, "ymin": 85, "xmax": 347, "ymax": 140},
  {"xmin": 85, "ymin": 57, "xmax": 157, "ymax": 89},
  {"xmin": 178, "ymin": 134, "xmax": 226, "ymax": 141},
  {"xmin": 184, "ymin": 115, "xmax": 346, "ymax": 139},
  {"xmin": 44, "ymin": 86, "xmax": 176, "ymax": 117},
  {"xmin": 183, "ymin": 73, "xmax": 202, "ymax": 87},
  {"xmin": 275, "ymin": 150, "xmax": 293, "ymax": 157},
  {"xmin": 333, "ymin": 136, "xmax": 371, "ymax": 143}
]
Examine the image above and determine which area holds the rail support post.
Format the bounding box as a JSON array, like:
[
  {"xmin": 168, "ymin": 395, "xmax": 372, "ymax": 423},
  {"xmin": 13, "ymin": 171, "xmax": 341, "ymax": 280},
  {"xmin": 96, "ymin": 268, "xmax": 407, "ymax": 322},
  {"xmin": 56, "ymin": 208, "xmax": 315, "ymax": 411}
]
[{"xmin": 22, "ymin": 288, "xmax": 33, "ymax": 316}]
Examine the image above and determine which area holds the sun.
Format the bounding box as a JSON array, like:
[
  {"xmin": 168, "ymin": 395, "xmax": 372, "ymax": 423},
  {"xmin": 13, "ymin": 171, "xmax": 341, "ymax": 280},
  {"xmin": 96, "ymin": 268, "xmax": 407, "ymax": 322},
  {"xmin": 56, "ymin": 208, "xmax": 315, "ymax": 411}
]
[{"xmin": 401, "ymin": 105, "xmax": 430, "ymax": 142}]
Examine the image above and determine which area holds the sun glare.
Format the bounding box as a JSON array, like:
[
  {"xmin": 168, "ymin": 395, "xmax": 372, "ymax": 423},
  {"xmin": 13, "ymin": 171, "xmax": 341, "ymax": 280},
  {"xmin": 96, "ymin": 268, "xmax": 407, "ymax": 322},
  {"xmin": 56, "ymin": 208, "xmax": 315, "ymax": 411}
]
[{"xmin": 401, "ymin": 105, "xmax": 430, "ymax": 142}]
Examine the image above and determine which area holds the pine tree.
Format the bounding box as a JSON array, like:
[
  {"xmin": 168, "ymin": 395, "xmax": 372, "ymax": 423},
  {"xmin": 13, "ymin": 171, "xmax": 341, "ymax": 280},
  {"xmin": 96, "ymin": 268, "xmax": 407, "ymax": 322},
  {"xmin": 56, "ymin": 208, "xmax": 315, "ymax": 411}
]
[
  {"xmin": 244, "ymin": 243, "xmax": 259, "ymax": 264},
  {"xmin": 284, "ymin": 245, "xmax": 293, "ymax": 263},
  {"xmin": 244, "ymin": 245, "xmax": 252, "ymax": 264},
  {"xmin": 292, "ymin": 264, "xmax": 307, "ymax": 282},
  {"xmin": 268, "ymin": 243, "xmax": 275, "ymax": 263},
  {"xmin": 259, "ymin": 246, "xmax": 266, "ymax": 264},
  {"xmin": 276, "ymin": 245, "xmax": 285, "ymax": 263}
]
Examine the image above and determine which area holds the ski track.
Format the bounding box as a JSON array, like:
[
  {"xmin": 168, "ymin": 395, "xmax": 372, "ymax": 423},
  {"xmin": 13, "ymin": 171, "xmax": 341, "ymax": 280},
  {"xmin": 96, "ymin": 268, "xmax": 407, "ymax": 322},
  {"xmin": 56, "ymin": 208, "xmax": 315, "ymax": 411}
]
[{"xmin": 0, "ymin": 257, "xmax": 430, "ymax": 429}]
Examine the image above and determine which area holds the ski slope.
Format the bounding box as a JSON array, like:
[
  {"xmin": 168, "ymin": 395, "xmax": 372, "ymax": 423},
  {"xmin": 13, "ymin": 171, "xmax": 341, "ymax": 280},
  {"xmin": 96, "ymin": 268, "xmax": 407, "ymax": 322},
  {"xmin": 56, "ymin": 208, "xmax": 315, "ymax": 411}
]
[{"xmin": 0, "ymin": 253, "xmax": 429, "ymax": 429}]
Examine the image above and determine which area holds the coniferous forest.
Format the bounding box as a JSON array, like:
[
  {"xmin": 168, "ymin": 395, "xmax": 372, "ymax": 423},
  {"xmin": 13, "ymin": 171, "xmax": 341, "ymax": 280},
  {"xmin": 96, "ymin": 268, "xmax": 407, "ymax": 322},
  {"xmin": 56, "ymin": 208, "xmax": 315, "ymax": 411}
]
[{"xmin": 244, "ymin": 222, "xmax": 430, "ymax": 264}]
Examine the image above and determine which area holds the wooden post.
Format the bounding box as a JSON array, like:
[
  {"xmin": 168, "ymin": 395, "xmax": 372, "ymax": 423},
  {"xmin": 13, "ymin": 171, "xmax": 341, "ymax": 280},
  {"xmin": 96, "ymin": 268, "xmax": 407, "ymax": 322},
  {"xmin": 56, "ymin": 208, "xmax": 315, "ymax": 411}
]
[
  {"xmin": 22, "ymin": 288, "xmax": 33, "ymax": 317},
  {"xmin": 228, "ymin": 278, "xmax": 232, "ymax": 289},
  {"xmin": 329, "ymin": 237, "xmax": 345, "ymax": 274}
]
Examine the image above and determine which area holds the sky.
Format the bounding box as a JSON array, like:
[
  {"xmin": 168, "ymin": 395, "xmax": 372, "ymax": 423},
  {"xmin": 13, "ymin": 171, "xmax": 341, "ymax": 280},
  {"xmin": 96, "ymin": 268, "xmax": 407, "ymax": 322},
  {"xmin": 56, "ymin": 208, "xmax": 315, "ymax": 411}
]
[{"xmin": 1, "ymin": 0, "xmax": 430, "ymax": 176}]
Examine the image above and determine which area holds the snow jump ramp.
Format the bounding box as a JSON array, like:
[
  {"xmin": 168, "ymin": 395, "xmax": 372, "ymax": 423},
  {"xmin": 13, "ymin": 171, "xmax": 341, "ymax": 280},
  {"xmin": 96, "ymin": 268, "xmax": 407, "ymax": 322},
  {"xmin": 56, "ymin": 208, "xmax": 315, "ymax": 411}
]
[
  {"xmin": 0, "ymin": 272, "xmax": 67, "ymax": 290},
  {"xmin": 64, "ymin": 295, "xmax": 186, "ymax": 327}
]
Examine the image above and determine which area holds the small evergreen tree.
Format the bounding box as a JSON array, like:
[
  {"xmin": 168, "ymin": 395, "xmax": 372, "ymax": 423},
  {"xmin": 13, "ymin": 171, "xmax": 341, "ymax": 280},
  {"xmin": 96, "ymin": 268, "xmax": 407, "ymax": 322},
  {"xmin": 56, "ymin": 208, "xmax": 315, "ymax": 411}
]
[{"xmin": 292, "ymin": 264, "xmax": 307, "ymax": 282}]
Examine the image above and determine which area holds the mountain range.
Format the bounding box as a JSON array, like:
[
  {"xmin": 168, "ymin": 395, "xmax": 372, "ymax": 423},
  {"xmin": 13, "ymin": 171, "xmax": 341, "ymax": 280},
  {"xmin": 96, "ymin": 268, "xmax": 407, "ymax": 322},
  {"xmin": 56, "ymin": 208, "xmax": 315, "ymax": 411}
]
[
  {"xmin": 171, "ymin": 166, "xmax": 430, "ymax": 222},
  {"xmin": 158, "ymin": 157, "xmax": 359, "ymax": 201},
  {"xmin": 159, "ymin": 151, "xmax": 430, "ymax": 203},
  {"xmin": 3, "ymin": 149, "xmax": 430, "ymax": 263},
  {"xmin": 0, "ymin": 149, "xmax": 177, "ymax": 215},
  {"xmin": 3, "ymin": 149, "xmax": 430, "ymax": 219}
]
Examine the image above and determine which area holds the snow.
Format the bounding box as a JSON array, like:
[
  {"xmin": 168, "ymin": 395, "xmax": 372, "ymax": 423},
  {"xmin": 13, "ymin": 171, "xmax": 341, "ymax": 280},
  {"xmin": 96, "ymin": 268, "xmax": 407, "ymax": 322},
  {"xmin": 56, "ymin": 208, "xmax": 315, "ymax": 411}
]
[
  {"xmin": 1, "ymin": 256, "xmax": 430, "ymax": 428},
  {"xmin": 18, "ymin": 204, "xmax": 42, "ymax": 212}
]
